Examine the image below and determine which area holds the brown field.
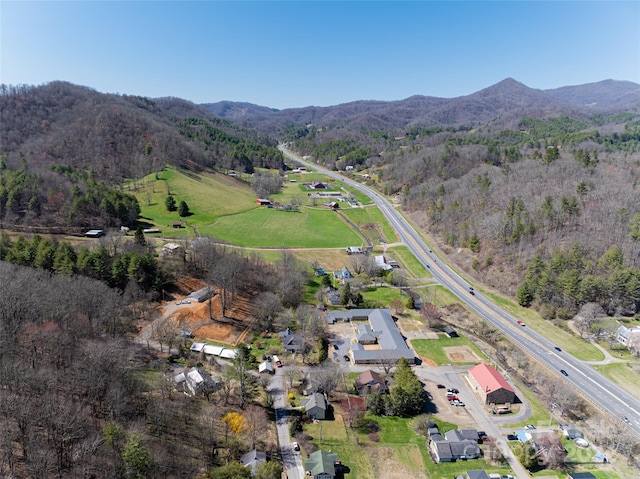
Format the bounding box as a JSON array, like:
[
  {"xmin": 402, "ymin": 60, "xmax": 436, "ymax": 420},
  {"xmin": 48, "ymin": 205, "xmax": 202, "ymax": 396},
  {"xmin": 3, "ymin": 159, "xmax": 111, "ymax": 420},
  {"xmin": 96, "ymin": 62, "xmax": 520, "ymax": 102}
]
[
  {"xmin": 161, "ymin": 277, "xmax": 255, "ymax": 345},
  {"xmin": 443, "ymin": 345, "xmax": 481, "ymax": 363}
]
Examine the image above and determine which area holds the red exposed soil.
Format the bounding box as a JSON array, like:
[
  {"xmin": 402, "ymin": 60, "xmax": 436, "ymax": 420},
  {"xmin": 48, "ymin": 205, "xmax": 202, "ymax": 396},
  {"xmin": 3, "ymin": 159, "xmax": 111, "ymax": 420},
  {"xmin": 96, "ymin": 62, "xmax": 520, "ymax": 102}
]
[{"xmin": 162, "ymin": 276, "xmax": 256, "ymax": 346}]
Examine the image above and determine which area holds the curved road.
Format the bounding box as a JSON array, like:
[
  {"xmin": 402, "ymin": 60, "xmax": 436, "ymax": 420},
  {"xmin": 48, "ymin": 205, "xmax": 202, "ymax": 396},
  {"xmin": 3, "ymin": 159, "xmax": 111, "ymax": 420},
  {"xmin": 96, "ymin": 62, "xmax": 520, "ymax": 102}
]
[{"xmin": 279, "ymin": 144, "xmax": 640, "ymax": 439}]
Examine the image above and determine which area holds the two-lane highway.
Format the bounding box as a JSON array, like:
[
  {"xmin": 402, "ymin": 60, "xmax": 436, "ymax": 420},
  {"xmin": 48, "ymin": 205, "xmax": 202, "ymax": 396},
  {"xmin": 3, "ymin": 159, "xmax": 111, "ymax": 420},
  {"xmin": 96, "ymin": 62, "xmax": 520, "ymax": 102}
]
[{"xmin": 279, "ymin": 144, "xmax": 640, "ymax": 438}]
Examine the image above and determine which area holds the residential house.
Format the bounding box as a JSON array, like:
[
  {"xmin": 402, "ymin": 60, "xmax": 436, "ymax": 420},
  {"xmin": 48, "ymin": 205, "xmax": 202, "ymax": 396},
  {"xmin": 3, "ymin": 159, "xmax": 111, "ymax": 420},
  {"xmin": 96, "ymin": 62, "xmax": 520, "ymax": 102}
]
[
  {"xmin": 465, "ymin": 471, "xmax": 491, "ymax": 479},
  {"xmin": 304, "ymin": 450, "xmax": 339, "ymax": 479},
  {"xmin": 615, "ymin": 324, "xmax": 640, "ymax": 346},
  {"xmin": 301, "ymin": 392, "xmax": 327, "ymax": 420},
  {"xmin": 174, "ymin": 367, "xmax": 220, "ymax": 397},
  {"xmin": 468, "ymin": 364, "xmax": 516, "ymax": 404},
  {"xmin": 429, "ymin": 427, "xmax": 481, "ymax": 463},
  {"xmin": 346, "ymin": 246, "xmax": 363, "ymax": 255},
  {"xmin": 240, "ymin": 449, "xmax": 267, "ymax": 473},
  {"xmin": 355, "ymin": 370, "xmax": 387, "ymax": 396},
  {"xmin": 374, "ymin": 255, "xmax": 393, "ymax": 271},
  {"xmin": 310, "ymin": 180, "xmax": 328, "ymax": 190},
  {"xmin": 278, "ymin": 327, "xmax": 305, "ymax": 353},
  {"xmin": 332, "ymin": 266, "xmax": 352, "ymax": 282}
]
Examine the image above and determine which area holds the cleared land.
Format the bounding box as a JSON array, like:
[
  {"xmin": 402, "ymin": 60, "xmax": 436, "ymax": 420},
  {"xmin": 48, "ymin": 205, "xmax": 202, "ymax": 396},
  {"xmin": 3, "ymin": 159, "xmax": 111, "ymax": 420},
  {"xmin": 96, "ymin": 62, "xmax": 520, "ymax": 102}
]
[{"xmin": 410, "ymin": 335, "xmax": 485, "ymax": 366}]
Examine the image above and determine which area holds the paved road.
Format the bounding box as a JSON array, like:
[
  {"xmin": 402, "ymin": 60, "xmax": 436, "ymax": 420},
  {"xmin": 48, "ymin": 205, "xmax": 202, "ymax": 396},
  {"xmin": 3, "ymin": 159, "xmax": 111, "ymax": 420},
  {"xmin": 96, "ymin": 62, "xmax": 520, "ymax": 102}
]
[
  {"xmin": 268, "ymin": 369, "xmax": 305, "ymax": 479},
  {"xmin": 279, "ymin": 144, "xmax": 640, "ymax": 439}
]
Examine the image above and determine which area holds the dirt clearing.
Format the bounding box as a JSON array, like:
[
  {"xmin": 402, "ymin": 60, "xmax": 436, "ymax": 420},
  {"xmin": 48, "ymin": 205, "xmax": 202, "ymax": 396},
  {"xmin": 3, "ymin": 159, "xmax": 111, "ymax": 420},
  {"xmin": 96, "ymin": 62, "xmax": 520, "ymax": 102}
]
[{"xmin": 443, "ymin": 345, "xmax": 481, "ymax": 363}]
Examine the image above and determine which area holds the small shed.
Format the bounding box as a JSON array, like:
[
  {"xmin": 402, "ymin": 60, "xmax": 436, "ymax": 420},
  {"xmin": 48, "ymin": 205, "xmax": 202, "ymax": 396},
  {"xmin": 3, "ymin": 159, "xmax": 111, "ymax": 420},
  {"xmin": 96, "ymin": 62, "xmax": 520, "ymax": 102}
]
[
  {"xmin": 188, "ymin": 287, "xmax": 214, "ymax": 303},
  {"xmin": 258, "ymin": 361, "xmax": 274, "ymax": 374}
]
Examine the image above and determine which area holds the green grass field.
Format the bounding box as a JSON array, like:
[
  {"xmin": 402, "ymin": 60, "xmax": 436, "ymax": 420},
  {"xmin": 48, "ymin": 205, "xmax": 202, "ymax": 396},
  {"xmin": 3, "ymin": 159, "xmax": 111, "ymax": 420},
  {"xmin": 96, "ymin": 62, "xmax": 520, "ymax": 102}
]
[
  {"xmin": 198, "ymin": 206, "xmax": 363, "ymax": 247},
  {"xmin": 132, "ymin": 167, "xmax": 257, "ymax": 235},
  {"xmin": 388, "ymin": 245, "xmax": 432, "ymax": 279},
  {"xmin": 410, "ymin": 334, "xmax": 485, "ymax": 365}
]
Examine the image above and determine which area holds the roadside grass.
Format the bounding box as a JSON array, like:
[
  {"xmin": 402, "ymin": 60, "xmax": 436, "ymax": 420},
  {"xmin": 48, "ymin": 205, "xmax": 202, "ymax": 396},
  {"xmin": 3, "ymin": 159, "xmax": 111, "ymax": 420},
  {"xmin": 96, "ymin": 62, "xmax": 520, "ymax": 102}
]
[
  {"xmin": 199, "ymin": 207, "xmax": 363, "ymax": 247},
  {"xmin": 592, "ymin": 362, "xmax": 640, "ymax": 398},
  {"xmin": 133, "ymin": 167, "xmax": 256, "ymax": 235},
  {"xmin": 339, "ymin": 206, "xmax": 397, "ymax": 244},
  {"xmin": 416, "ymin": 285, "xmax": 462, "ymax": 307},
  {"xmin": 504, "ymin": 377, "xmax": 552, "ymax": 429},
  {"xmin": 289, "ymin": 249, "xmax": 348, "ymax": 272},
  {"xmin": 388, "ymin": 245, "xmax": 432, "ymax": 279},
  {"xmin": 410, "ymin": 334, "xmax": 485, "ymax": 366},
  {"xmin": 485, "ymin": 292, "xmax": 604, "ymax": 362}
]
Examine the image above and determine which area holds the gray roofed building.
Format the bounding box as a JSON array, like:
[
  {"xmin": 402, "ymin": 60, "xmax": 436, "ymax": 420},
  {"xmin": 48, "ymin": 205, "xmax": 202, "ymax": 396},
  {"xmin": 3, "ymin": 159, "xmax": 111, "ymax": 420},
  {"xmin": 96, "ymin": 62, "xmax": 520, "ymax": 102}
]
[
  {"xmin": 466, "ymin": 471, "xmax": 491, "ymax": 479},
  {"xmin": 240, "ymin": 449, "xmax": 267, "ymax": 473},
  {"xmin": 301, "ymin": 392, "xmax": 327, "ymax": 420},
  {"xmin": 326, "ymin": 309, "xmax": 415, "ymax": 364},
  {"xmin": 430, "ymin": 428, "xmax": 481, "ymax": 463},
  {"xmin": 188, "ymin": 286, "xmax": 214, "ymax": 303}
]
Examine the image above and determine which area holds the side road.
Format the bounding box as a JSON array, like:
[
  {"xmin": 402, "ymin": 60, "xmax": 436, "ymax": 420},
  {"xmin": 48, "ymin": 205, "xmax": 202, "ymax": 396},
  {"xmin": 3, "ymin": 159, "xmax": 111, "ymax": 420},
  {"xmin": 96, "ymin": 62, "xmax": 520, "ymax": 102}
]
[{"xmin": 269, "ymin": 368, "xmax": 305, "ymax": 479}]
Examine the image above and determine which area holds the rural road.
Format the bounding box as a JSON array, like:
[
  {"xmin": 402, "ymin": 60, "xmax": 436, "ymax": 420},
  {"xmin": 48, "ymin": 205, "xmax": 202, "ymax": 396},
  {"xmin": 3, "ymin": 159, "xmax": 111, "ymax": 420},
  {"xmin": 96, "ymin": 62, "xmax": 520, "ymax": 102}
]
[
  {"xmin": 278, "ymin": 143, "xmax": 640, "ymax": 440},
  {"xmin": 268, "ymin": 368, "xmax": 305, "ymax": 479}
]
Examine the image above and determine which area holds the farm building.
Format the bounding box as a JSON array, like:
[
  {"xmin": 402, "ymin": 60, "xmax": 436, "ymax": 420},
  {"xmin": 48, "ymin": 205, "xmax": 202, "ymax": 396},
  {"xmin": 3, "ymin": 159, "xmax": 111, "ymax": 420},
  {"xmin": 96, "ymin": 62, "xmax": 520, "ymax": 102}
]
[
  {"xmin": 160, "ymin": 242, "xmax": 183, "ymax": 257},
  {"xmin": 85, "ymin": 229, "xmax": 104, "ymax": 238},
  {"xmin": 256, "ymin": 199, "xmax": 272, "ymax": 206},
  {"xmin": 346, "ymin": 246, "xmax": 363, "ymax": 254},
  {"xmin": 468, "ymin": 364, "xmax": 516, "ymax": 405},
  {"xmin": 188, "ymin": 287, "xmax": 214, "ymax": 303}
]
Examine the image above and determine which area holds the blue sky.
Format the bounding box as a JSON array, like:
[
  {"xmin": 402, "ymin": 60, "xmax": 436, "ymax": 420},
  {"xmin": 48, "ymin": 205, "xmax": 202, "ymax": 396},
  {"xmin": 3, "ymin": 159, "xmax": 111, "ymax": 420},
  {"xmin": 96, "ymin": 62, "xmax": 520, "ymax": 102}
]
[{"xmin": 2, "ymin": 1, "xmax": 639, "ymax": 109}]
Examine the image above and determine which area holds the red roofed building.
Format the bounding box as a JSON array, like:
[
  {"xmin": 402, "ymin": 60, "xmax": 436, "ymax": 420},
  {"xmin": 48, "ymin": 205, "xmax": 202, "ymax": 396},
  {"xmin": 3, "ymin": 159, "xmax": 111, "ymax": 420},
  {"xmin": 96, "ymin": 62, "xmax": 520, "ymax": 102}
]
[{"xmin": 468, "ymin": 364, "xmax": 516, "ymax": 405}]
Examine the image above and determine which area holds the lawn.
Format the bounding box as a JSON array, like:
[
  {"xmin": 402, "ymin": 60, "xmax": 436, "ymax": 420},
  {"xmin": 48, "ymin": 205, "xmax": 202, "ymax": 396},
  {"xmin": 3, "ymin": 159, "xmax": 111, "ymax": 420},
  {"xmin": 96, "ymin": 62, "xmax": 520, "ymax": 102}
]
[
  {"xmin": 132, "ymin": 167, "xmax": 257, "ymax": 236},
  {"xmin": 388, "ymin": 245, "xmax": 432, "ymax": 279},
  {"xmin": 303, "ymin": 410, "xmax": 507, "ymax": 479},
  {"xmin": 199, "ymin": 206, "xmax": 363, "ymax": 247},
  {"xmin": 593, "ymin": 362, "xmax": 640, "ymax": 398},
  {"xmin": 410, "ymin": 334, "xmax": 485, "ymax": 366},
  {"xmin": 361, "ymin": 285, "xmax": 408, "ymax": 309}
]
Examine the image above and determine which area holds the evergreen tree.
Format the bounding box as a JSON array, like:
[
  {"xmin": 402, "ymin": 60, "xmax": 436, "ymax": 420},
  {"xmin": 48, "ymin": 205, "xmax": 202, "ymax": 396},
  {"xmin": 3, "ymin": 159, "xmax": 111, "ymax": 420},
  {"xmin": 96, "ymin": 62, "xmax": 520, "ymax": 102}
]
[
  {"xmin": 469, "ymin": 233, "xmax": 480, "ymax": 252},
  {"xmin": 178, "ymin": 200, "xmax": 190, "ymax": 217},
  {"xmin": 341, "ymin": 282, "xmax": 351, "ymax": 306},
  {"xmin": 165, "ymin": 195, "xmax": 176, "ymax": 212},
  {"xmin": 134, "ymin": 226, "xmax": 146, "ymax": 247},
  {"xmin": 516, "ymin": 281, "xmax": 533, "ymax": 307},
  {"xmin": 388, "ymin": 358, "xmax": 424, "ymax": 417}
]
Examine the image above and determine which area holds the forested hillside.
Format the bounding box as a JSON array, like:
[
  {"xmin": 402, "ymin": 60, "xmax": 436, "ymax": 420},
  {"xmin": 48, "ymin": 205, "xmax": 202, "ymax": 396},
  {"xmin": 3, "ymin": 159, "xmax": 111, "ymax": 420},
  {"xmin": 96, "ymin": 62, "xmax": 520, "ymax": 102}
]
[
  {"xmin": 278, "ymin": 80, "xmax": 640, "ymax": 319},
  {"xmin": 0, "ymin": 82, "xmax": 284, "ymax": 231}
]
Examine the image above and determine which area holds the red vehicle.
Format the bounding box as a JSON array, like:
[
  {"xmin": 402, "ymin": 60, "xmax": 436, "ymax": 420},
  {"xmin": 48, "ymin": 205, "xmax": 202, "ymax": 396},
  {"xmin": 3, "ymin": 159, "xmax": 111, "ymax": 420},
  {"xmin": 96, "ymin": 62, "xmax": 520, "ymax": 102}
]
[{"xmin": 516, "ymin": 320, "xmax": 525, "ymax": 326}]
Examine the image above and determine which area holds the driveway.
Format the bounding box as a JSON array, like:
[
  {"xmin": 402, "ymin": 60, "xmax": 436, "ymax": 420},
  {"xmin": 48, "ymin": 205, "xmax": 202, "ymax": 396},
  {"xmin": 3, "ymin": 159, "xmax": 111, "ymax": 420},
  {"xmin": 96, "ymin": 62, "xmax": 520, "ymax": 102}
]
[{"xmin": 268, "ymin": 368, "xmax": 305, "ymax": 479}]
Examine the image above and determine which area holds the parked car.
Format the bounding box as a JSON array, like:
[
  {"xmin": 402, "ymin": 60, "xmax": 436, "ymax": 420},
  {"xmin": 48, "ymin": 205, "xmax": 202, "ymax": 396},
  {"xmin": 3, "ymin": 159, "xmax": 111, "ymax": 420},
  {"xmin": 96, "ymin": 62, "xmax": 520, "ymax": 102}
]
[
  {"xmin": 524, "ymin": 424, "xmax": 536, "ymax": 430},
  {"xmin": 448, "ymin": 388, "xmax": 459, "ymax": 393},
  {"xmin": 477, "ymin": 431, "xmax": 487, "ymax": 438},
  {"xmin": 343, "ymin": 355, "xmax": 350, "ymax": 362},
  {"xmin": 436, "ymin": 384, "xmax": 446, "ymax": 389},
  {"xmin": 506, "ymin": 434, "xmax": 518, "ymax": 441},
  {"xmin": 333, "ymin": 344, "xmax": 339, "ymax": 350},
  {"xmin": 560, "ymin": 369, "xmax": 569, "ymax": 376},
  {"xmin": 292, "ymin": 442, "xmax": 300, "ymax": 451}
]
